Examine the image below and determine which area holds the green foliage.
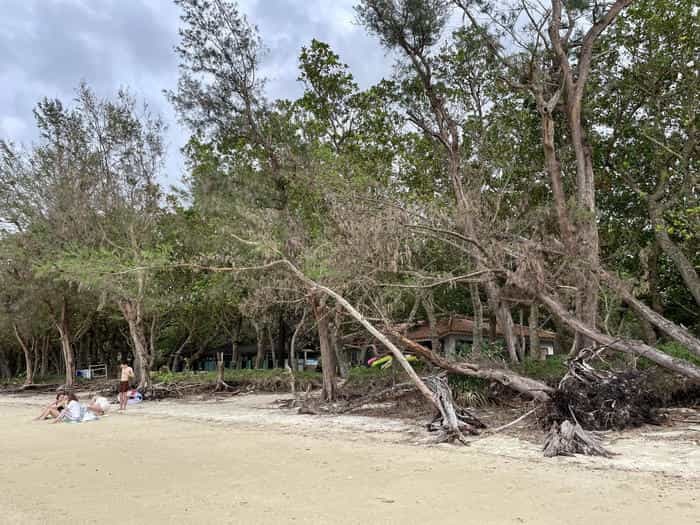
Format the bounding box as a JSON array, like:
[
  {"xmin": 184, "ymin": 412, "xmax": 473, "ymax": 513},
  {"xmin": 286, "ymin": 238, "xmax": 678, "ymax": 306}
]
[
  {"xmin": 151, "ymin": 369, "xmax": 321, "ymax": 391},
  {"xmin": 655, "ymin": 342, "xmax": 700, "ymax": 367},
  {"xmin": 356, "ymin": 0, "xmax": 451, "ymax": 52},
  {"xmin": 448, "ymin": 375, "xmax": 489, "ymax": 407},
  {"xmin": 514, "ymin": 356, "xmax": 568, "ymax": 385}
]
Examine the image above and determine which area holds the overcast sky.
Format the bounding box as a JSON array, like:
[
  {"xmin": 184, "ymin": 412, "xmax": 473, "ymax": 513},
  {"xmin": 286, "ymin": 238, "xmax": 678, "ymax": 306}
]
[{"xmin": 0, "ymin": 0, "xmax": 393, "ymax": 188}]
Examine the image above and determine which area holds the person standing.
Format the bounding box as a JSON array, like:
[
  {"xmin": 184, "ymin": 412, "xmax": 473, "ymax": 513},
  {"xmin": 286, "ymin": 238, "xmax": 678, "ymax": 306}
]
[{"xmin": 118, "ymin": 360, "xmax": 135, "ymax": 410}]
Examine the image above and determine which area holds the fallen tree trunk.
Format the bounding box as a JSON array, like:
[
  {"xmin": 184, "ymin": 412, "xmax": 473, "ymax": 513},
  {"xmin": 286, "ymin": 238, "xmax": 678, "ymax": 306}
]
[
  {"xmin": 390, "ymin": 331, "xmax": 554, "ymax": 402},
  {"xmin": 286, "ymin": 269, "xmax": 439, "ymax": 411},
  {"xmin": 600, "ymin": 270, "xmax": 700, "ymax": 358},
  {"xmin": 282, "ymin": 263, "xmax": 484, "ymax": 441},
  {"xmin": 538, "ymin": 291, "xmax": 700, "ymax": 381}
]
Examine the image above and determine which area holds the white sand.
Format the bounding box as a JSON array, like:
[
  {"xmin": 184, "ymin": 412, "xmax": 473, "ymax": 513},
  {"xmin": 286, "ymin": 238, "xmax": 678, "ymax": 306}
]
[{"xmin": 0, "ymin": 394, "xmax": 697, "ymax": 524}]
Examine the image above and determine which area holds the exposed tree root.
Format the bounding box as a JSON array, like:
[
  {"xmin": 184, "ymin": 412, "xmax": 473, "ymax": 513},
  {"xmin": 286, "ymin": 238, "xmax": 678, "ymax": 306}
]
[
  {"xmin": 213, "ymin": 378, "xmax": 236, "ymax": 392},
  {"xmin": 546, "ymin": 348, "xmax": 665, "ymax": 431},
  {"xmin": 538, "ymin": 348, "xmax": 670, "ymax": 458}
]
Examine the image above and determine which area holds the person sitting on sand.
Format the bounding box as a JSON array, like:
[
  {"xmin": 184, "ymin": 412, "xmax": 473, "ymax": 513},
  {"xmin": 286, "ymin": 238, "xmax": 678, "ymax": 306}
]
[
  {"xmin": 53, "ymin": 393, "xmax": 85, "ymax": 424},
  {"xmin": 86, "ymin": 395, "xmax": 110, "ymax": 416},
  {"xmin": 35, "ymin": 393, "xmax": 67, "ymax": 421}
]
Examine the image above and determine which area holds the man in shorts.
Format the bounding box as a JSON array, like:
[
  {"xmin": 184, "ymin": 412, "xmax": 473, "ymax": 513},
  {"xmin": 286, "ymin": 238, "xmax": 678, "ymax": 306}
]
[{"xmin": 118, "ymin": 360, "xmax": 135, "ymax": 410}]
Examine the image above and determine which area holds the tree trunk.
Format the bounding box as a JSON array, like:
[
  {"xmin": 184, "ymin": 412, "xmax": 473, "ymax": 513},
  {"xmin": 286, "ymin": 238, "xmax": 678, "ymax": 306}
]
[
  {"xmin": 423, "ymin": 293, "xmax": 442, "ymax": 354},
  {"xmin": 484, "ymin": 281, "xmax": 520, "ymax": 362},
  {"xmin": 231, "ymin": 339, "xmax": 239, "ymax": 370},
  {"xmin": 222, "ymin": 314, "xmax": 242, "ymax": 370},
  {"xmin": 267, "ymin": 327, "xmax": 277, "ymax": 369},
  {"xmin": 13, "ymin": 323, "xmax": 34, "ymax": 385},
  {"xmin": 0, "ymin": 348, "xmax": 11, "ymax": 380},
  {"xmin": 519, "ymin": 308, "xmax": 526, "ymax": 360},
  {"xmin": 542, "ymin": 103, "xmax": 599, "ymax": 353},
  {"xmin": 649, "ymin": 203, "xmax": 700, "ymax": 307},
  {"xmin": 214, "ymin": 352, "xmax": 233, "ymax": 391},
  {"xmin": 32, "ymin": 337, "xmax": 40, "ymax": 380},
  {"xmin": 600, "ymin": 270, "xmax": 700, "ymax": 358},
  {"xmin": 392, "ymin": 331, "xmax": 553, "ymax": 402},
  {"xmin": 576, "ymin": 269, "xmax": 600, "ymax": 353},
  {"xmin": 148, "ymin": 315, "xmax": 158, "ymax": 370},
  {"xmin": 170, "ymin": 331, "xmax": 192, "ymax": 373},
  {"xmin": 470, "ymin": 284, "xmax": 483, "ymax": 353},
  {"xmin": 539, "ymin": 108, "xmax": 576, "ymax": 252},
  {"xmin": 289, "ymin": 308, "xmax": 307, "ymax": 371},
  {"xmin": 276, "ymin": 313, "xmax": 286, "ymax": 368},
  {"xmin": 55, "ymin": 299, "xmax": 75, "ymax": 388},
  {"xmin": 332, "ymin": 304, "xmax": 350, "ymax": 379},
  {"xmin": 530, "ymin": 303, "xmax": 543, "ymax": 361},
  {"xmin": 312, "ymin": 294, "xmax": 337, "ymax": 402},
  {"xmin": 41, "ymin": 336, "xmax": 50, "ymax": 378},
  {"xmin": 307, "ymin": 287, "xmax": 438, "ymax": 408},
  {"xmin": 538, "ymin": 290, "xmax": 700, "ymax": 381},
  {"xmin": 253, "ymin": 321, "xmax": 265, "ymax": 369},
  {"xmin": 216, "ymin": 352, "xmax": 225, "ymax": 384},
  {"xmin": 118, "ymin": 299, "xmax": 151, "ymax": 390},
  {"xmin": 648, "ymin": 244, "xmax": 664, "ymax": 313},
  {"xmin": 552, "ymin": 314, "xmax": 571, "ymax": 356}
]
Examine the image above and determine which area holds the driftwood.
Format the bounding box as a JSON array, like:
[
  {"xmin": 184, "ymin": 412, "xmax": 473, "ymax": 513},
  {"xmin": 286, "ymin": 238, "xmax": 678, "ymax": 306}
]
[
  {"xmin": 390, "ymin": 331, "xmax": 554, "ymax": 402},
  {"xmin": 424, "ymin": 375, "xmax": 485, "ymax": 444},
  {"xmin": 482, "ymin": 407, "xmax": 538, "ymax": 435},
  {"xmin": 543, "ymin": 420, "xmax": 613, "ymax": 458}
]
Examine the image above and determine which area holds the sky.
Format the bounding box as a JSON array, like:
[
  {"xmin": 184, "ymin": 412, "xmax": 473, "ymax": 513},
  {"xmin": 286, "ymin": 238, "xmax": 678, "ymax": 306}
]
[{"xmin": 0, "ymin": 0, "xmax": 393, "ymax": 188}]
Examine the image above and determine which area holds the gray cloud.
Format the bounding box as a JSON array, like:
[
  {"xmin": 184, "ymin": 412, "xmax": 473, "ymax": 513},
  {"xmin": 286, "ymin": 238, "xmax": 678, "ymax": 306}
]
[{"xmin": 0, "ymin": 0, "xmax": 392, "ymax": 187}]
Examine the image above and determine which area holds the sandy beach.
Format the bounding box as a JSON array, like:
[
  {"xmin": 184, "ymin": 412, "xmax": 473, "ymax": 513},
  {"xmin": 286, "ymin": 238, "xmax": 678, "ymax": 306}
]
[{"xmin": 0, "ymin": 394, "xmax": 697, "ymax": 524}]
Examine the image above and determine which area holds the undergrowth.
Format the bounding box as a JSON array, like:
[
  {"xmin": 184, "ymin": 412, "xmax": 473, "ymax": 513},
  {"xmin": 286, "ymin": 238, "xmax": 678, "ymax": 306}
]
[{"xmin": 151, "ymin": 369, "xmax": 321, "ymax": 392}]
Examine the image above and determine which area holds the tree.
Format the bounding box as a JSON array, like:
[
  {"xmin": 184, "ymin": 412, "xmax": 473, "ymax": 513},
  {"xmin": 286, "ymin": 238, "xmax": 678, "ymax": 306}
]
[
  {"xmin": 593, "ymin": 0, "xmax": 699, "ymax": 313},
  {"xmin": 357, "ymin": 0, "xmax": 528, "ymax": 361},
  {"xmin": 0, "ymin": 93, "xmax": 107, "ymax": 387},
  {"xmin": 40, "ymin": 86, "xmax": 167, "ymax": 390}
]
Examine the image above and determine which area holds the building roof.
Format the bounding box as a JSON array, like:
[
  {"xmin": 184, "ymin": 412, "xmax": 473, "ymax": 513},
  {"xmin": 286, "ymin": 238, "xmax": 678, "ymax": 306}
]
[{"xmin": 396, "ymin": 315, "xmax": 556, "ymax": 342}]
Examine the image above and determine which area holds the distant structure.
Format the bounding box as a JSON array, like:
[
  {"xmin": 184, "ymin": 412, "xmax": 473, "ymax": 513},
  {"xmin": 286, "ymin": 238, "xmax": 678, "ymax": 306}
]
[{"xmin": 394, "ymin": 315, "xmax": 558, "ymax": 358}]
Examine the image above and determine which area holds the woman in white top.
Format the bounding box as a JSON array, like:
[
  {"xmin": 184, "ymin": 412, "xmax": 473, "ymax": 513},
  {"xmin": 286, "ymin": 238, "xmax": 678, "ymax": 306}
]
[{"xmin": 53, "ymin": 393, "xmax": 84, "ymax": 423}]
